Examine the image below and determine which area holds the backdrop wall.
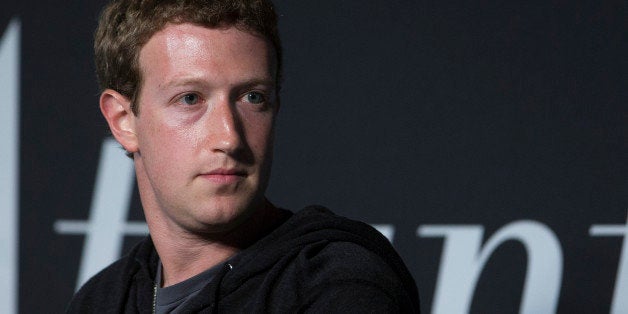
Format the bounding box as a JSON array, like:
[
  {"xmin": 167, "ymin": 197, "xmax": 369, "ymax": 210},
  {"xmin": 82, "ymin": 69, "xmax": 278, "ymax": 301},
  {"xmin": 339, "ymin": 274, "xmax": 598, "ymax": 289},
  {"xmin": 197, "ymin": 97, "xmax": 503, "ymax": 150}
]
[{"xmin": 1, "ymin": 1, "xmax": 627, "ymax": 313}]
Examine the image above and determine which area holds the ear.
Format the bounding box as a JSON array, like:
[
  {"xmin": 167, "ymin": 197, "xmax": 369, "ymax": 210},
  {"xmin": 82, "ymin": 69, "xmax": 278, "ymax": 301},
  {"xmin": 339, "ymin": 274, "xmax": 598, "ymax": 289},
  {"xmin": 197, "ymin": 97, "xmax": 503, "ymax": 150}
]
[{"xmin": 100, "ymin": 89, "xmax": 139, "ymax": 154}]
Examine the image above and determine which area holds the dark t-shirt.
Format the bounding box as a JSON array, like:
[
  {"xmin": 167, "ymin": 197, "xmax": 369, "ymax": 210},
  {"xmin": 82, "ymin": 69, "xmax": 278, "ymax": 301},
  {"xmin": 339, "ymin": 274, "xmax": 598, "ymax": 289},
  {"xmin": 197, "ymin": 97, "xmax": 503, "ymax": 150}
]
[{"xmin": 154, "ymin": 261, "xmax": 223, "ymax": 314}]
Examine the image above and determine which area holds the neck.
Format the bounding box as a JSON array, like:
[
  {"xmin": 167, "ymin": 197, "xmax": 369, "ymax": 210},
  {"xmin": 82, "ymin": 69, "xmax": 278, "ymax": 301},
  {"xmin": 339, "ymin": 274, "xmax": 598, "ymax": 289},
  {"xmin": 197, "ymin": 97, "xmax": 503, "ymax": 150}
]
[{"xmin": 148, "ymin": 202, "xmax": 282, "ymax": 287}]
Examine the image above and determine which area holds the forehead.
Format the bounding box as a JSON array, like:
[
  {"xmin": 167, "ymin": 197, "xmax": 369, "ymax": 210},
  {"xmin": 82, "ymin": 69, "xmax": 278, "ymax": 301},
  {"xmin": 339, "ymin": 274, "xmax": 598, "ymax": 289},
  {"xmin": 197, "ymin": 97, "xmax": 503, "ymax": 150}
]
[{"xmin": 138, "ymin": 23, "xmax": 277, "ymax": 83}]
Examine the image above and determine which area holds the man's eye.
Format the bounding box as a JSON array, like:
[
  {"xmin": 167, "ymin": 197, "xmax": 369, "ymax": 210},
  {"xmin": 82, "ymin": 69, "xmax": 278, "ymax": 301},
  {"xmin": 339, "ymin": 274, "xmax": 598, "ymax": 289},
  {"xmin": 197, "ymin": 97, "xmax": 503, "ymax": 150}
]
[
  {"xmin": 246, "ymin": 92, "xmax": 265, "ymax": 104},
  {"xmin": 181, "ymin": 93, "xmax": 199, "ymax": 105}
]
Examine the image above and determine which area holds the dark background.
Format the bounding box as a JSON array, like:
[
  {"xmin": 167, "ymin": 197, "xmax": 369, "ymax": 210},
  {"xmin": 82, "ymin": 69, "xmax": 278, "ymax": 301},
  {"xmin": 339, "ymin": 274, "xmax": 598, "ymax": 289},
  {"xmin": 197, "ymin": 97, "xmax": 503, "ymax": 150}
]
[{"xmin": 3, "ymin": 1, "xmax": 626, "ymax": 313}]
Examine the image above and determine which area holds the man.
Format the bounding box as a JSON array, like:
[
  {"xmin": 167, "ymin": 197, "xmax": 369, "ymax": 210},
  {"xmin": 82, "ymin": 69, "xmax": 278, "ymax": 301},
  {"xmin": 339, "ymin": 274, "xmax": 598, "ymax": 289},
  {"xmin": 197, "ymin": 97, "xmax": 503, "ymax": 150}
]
[{"xmin": 67, "ymin": 0, "xmax": 420, "ymax": 312}]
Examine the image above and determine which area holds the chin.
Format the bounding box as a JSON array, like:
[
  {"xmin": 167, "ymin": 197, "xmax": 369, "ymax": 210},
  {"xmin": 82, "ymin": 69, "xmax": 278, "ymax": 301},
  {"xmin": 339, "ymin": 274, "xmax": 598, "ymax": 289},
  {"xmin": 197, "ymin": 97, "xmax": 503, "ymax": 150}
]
[{"xmin": 188, "ymin": 197, "xmax": 263, "ymax": 234}]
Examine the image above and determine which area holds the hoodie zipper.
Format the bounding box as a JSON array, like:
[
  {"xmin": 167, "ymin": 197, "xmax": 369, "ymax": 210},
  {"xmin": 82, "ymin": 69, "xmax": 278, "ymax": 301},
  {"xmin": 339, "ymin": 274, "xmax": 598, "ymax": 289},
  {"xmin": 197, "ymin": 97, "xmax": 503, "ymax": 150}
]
[{"xmin": 152, "ymin": 284, "xmax": 157, "ymax": 314}]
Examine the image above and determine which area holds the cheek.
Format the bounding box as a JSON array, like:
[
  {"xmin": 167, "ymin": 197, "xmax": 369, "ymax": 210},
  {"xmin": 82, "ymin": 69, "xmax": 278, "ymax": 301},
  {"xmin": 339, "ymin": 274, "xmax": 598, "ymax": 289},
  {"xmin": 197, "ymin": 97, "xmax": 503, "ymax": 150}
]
[
  {"xmin": 139, "ymin": 117, "xmax": 196, "ymax": 163},
  {"xmin": 245, "ymin": 117, "xmax": 275, "ymax": 155},
  {"xmin": 176, "ymin": 125, "xmax": 205, "ymax": 152},
  {"xmin": 140, "ymin": 128, "xmax": 198, "ymax": 186}
]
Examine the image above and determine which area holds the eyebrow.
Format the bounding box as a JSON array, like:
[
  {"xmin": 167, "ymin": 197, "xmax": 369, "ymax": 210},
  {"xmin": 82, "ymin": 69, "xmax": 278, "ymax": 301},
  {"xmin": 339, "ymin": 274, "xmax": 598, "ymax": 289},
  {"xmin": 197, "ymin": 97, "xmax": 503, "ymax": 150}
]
[
  {"xmin": 161, "ymin": 77, "xmax": 275, "ymax": 90},
  {"xmin": 237, "ymin": 78, "xmax": 276, "ymax": 90}
]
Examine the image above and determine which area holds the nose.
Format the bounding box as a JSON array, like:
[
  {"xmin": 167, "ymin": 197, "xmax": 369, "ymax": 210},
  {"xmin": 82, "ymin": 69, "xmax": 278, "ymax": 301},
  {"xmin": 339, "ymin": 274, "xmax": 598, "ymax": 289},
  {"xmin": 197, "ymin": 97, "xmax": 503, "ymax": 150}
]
[{"xmin": 209, "ymin": 98, "xmax": 244, "ymax": 155}]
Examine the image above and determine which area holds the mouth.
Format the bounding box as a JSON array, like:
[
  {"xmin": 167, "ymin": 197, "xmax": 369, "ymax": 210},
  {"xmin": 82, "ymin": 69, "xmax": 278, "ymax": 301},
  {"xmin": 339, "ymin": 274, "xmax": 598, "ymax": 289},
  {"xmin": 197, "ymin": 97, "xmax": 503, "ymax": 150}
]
[{"xmin": 199, "ymin": 168, "xmax": 247, "ymax": 184}]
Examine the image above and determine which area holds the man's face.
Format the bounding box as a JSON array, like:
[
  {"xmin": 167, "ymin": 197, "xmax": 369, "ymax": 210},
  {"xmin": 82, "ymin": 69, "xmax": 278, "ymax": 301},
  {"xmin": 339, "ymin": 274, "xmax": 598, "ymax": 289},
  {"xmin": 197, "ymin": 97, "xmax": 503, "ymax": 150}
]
[{"xmin": 130, "ymin": 23, "xmax": 277, "ymax": 234}]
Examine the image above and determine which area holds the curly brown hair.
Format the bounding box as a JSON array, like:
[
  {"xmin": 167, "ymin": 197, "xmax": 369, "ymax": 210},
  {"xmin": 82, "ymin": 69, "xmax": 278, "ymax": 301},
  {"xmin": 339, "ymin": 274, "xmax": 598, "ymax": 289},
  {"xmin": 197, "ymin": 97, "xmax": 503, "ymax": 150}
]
[{"xmin": 94, "ymin": 0, "xmax": 282, "ymax": 115}]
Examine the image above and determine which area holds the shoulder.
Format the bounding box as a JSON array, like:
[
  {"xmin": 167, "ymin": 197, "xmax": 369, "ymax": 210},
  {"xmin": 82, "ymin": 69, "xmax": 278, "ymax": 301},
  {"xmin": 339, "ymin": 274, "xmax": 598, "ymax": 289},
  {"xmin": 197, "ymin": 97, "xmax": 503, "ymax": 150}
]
[
  {"xmin": 65, "ymin": 237, "xmax": 156, "ymax": 313},
  {"xmin": 266, "ymin": 205, "xmax": 421, "ymax": 312},
  {"xmin": 66, "ymin": 256, "xmax": 135, "ymax": 313},
  {"xmin": 289, "ymin": 238, "xmax": 418, "ymax": 312}
]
